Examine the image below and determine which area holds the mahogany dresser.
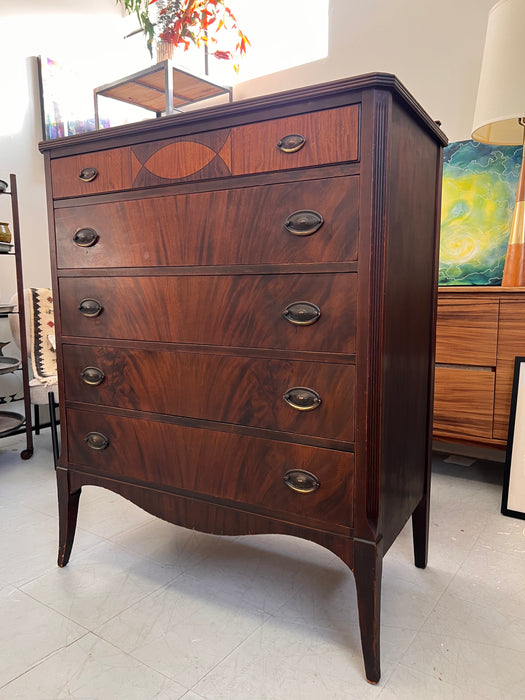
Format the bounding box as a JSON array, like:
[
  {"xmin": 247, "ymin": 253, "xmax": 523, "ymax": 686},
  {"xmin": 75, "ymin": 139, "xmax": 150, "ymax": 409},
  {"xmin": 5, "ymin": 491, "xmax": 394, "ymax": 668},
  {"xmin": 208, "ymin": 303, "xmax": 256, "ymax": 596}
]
[{"xmin": 40, "ymin": 73, "xmax": 446, "ymax": 683}]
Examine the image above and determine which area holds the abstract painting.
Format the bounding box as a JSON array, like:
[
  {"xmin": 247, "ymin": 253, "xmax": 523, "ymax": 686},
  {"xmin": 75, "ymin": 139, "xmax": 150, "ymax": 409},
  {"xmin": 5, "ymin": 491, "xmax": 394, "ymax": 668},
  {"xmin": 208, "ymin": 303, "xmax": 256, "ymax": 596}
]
[
  {"xmin": 37, "ymin": 56, "xmax": 110, "ymax": 140},
  {"xmin": 439, "ymin": 139, "xmax": 523, "ymax": 286}
]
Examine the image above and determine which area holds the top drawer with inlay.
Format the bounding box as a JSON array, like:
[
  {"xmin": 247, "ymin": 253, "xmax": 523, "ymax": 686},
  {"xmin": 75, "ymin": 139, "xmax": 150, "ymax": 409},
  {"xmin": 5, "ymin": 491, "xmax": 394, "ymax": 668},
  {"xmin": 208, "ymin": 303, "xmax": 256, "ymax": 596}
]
[
  {"xmin": 231, "ymin": 105, "xmax": 360, "ymax": 175},
  {"xmin": 50, "ymin": 129, "xmax": 233, "ymax": 199},
  {"xmin": 50, "ymin": 106, "xmax": 360, "ymax": 199}
]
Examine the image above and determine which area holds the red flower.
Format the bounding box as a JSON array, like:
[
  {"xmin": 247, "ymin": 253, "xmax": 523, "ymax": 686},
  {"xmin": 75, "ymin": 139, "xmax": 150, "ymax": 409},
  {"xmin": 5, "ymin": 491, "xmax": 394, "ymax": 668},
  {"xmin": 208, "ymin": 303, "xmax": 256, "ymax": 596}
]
[{"xmin": 213, "ymin": 50, "xmax": 232, "ymax": 61}]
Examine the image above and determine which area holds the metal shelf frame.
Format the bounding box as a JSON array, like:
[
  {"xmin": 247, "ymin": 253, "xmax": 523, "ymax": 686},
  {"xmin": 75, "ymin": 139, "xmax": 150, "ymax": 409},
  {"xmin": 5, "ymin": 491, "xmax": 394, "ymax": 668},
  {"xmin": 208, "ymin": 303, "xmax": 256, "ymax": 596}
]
[
  {"xmin": 0, "ymin": 174, "xmax": 33, "ymax": 458},
  {"xmin": 94, "ymin": 60, "xmax": 232, "ymax": 129}
]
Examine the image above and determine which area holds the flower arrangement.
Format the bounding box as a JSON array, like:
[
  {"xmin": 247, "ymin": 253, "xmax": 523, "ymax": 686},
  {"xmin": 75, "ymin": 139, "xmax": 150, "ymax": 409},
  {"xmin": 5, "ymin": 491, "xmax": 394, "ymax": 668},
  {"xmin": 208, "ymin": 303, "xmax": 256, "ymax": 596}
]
[{"xmin": 117, "ymin": 0, "xmax": 249, "ymax": 72}]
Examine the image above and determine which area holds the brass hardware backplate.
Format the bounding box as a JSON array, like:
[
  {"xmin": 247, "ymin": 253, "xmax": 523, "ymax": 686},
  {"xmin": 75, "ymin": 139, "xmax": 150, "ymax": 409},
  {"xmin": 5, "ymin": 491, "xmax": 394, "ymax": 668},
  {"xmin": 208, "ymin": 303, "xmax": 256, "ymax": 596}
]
[
  {"xmin": 73, "ymin": 228, "xmax": 99, "ymax": 248},
  {"xmin": 79, "ymin": 167, "xmax": 98, "ymax": 183},
  {"xmin": 283, "ymin": 386, "xmax": 322, "ymax": 411},
  {"xmin": 85, "ymin": 432, "xmax": 109, "ymax": 450},
  {"xmin": 80, "ymin": 366, "xmax": 105, "ymax": 386},
  {"xmin": 284, "ymin": 210, "xmax": 324, "ymax": 236},
  {"xmin": 277, "ymin": 134, "xmax": 306, "ymax": 153},
  {"xmin": 283, "ymin": 469, "xmax": 320, "ymax": 493},
  {"xmin": 78, "ymin": 298, "xmax": 103, "ymax": 318},
  {"xmin": 283, "ymin": 301, "xmax": 321, "ymax": 326}
]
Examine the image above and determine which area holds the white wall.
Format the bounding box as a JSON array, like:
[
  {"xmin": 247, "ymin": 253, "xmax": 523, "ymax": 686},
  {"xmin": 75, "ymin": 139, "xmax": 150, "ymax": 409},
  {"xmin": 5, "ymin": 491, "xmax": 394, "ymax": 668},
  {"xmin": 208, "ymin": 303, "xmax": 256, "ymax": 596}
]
[
  {"xmin": 235, "ymin": 0, "xmax": 495, "ymax": 143},
  {"xmin": 0, "ymin": 0, "xmax": 148, "ymax": 303},
  {"xmin": 0, "ymin": 0, "xmax": 495, "ymax": 303}
]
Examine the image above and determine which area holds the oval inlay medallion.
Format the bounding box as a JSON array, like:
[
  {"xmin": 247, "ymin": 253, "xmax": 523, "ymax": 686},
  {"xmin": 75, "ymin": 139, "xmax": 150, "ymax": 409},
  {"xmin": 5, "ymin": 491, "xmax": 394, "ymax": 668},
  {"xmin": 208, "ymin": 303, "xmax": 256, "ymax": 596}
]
[{"xmin": 144, "ymin": 142, "xmax": 217, "ymax": 179}]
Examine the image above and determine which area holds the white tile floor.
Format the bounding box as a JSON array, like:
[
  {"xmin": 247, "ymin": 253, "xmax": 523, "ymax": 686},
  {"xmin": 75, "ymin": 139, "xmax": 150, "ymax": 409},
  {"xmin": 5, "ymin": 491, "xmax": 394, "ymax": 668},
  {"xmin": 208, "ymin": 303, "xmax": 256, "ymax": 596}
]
[{"xmin": 0, "ymin": 429, "xmax": 524, "ymax": 699}]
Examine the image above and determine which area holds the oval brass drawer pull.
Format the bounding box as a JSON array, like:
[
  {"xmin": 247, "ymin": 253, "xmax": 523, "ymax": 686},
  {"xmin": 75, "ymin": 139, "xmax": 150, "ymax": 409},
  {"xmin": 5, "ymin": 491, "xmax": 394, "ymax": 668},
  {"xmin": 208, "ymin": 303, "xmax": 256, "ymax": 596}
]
[
  {"xmin": 284, "ymin": 210, "xmax": 323, "ymax": 236},
  {"xmin": 85, "ymin": 432, "xmax": 109, "ymax": 450},
  {"xmin": 80, "ymin": 366, "xmax": 105, "ymax": 386},
  {"xmin": 283, "ymin": 387, "xmax": 321, "ymax": 411},
  {"xmin": 78, "ymin": 298, "xmax": 103, "ymax": 318},
  {"xmin": 73, "ymin": 227, "xmax": 99, "ymax": 248},
  {"xmin": 283, "ymin": 469, "xmax": 320, "ymax": 494},
  {"xmin": 283, "ymin": 301, "xmax": 321, "ymax": 326},
  {"xmin": 277, "ymin": 133, "xmax": 306, "ymax": 153},
  {"xmin": 79, "ymin": 167, "xmax": 98, "ymax": 183}
]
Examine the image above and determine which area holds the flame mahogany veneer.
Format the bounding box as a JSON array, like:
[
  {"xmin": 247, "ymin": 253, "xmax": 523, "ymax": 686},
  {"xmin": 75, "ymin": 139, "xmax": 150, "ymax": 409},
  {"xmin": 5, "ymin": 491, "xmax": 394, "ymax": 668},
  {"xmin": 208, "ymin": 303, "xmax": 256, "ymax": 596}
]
[{"xmin": 40, "ymin": 73, "xmax": 446, "ymax": 683}]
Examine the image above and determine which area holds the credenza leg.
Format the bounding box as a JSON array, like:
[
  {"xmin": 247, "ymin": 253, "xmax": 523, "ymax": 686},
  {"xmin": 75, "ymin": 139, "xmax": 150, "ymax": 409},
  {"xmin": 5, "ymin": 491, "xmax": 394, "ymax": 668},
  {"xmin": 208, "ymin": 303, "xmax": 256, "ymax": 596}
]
[
  {"xmin": 412, "ymin": 491, "xmax": 430, "ymax": 569},
  {"xmin": 56, "ymin": 468, "xmax": 81, "ymax": 568},
  {"xmin": 353, "ymin": 539, "xmax": 383, "ymax": 684}
]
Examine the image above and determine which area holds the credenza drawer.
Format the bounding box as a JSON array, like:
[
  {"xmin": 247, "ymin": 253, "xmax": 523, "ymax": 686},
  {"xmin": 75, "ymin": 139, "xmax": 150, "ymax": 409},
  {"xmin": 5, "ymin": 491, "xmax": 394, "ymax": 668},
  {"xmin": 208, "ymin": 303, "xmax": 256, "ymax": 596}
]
[
  {"xmin": 433, "ymin": 366, "xmax": 495, "ymax": 439},
  {"xmin": 232, "ymin": 105, "xmax": 360, "ymax": 175},
  {"xmin": 67, "ymin": 409, "xmax": 355, "ymax": 528},
  {"xmin": 435, "ymin": 300, "xmax": 499, "ymax": 366},
  {"xmin": 59, "ymin": 273, "xmax": 356, "ymax": 354},
  {"xmin": 55, "ymin": 175, "xmax": 359, "ymax": 268},
  {"xmin": 63, "ymin": 345, "xmax": 356, "ymax": 441}
]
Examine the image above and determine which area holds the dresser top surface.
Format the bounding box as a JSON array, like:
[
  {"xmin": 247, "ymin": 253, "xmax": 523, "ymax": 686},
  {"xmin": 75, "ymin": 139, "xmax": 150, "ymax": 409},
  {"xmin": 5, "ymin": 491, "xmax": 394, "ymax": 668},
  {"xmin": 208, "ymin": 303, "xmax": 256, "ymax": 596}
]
[
  {"xmin": 39, "ymin": 72, "xmax": 447, "ymax": 158},
  {"xmin": 439, "ymin": 286, "xmax": 525, "ymax": 294}
]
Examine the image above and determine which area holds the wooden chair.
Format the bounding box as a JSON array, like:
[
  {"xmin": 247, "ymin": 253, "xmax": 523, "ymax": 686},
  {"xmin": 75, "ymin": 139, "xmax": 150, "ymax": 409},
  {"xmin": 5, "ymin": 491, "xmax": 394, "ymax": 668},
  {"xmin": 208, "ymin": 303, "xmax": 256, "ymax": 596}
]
[{"xmin": 9, "ymin": 288, "xmax": 59, "ymax": 467}]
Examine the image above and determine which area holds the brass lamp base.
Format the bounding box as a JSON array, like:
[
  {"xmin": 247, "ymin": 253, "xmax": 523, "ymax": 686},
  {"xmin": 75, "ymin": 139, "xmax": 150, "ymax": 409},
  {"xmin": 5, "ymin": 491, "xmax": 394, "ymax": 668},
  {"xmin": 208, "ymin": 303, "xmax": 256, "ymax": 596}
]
[
  {"xmin": 502, "ymin": 127, "xmax": 525, "ymax": 286},
  {"xmin": 502, "ymin": 239, "xmax": 525, "ymax": 286}
]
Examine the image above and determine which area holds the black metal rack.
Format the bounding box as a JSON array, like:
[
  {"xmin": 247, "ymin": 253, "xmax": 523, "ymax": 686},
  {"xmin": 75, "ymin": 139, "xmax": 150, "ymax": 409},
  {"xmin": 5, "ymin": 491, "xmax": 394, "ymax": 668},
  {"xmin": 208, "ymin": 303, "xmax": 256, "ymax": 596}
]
[{"xmin": 0, "ymin": 174, "xmax": 33, "ymax": 458}]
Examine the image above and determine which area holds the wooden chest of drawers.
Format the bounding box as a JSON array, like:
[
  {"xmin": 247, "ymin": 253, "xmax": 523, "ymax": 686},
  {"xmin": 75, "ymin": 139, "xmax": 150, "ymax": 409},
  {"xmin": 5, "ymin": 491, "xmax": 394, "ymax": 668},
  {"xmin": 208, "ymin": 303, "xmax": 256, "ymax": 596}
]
[{"xmin": 40, "ymin": 73, "xmax": 446, "ymax": 683}]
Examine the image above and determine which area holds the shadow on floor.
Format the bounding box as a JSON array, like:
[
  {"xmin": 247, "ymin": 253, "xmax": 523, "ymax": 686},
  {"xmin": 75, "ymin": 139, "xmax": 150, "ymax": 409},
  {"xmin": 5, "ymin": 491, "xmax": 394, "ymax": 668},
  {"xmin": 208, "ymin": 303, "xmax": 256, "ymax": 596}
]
[{"xmin": 432, "ymin": 450, "xmax": 505, "ymax": 486}]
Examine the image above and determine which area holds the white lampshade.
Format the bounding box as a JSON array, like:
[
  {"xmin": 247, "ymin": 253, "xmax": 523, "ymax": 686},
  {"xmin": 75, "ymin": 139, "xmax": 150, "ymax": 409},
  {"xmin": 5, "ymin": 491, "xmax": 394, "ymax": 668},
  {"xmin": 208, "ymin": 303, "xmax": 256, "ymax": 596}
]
[{"xmin": 472, "ymin": 0, "xmax": 525, "ymax": 145}]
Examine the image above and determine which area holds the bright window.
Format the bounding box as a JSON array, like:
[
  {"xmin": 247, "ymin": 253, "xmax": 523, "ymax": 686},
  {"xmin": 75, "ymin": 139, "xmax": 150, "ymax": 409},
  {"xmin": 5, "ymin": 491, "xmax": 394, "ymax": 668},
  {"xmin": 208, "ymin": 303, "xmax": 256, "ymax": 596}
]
[
  {"xmin": 175, "ymin": 0, "xmax": 329, "ymax": 84},
  {"xmin": 230, "ymin": 0, "xmax": 329, "ymax": 81}
]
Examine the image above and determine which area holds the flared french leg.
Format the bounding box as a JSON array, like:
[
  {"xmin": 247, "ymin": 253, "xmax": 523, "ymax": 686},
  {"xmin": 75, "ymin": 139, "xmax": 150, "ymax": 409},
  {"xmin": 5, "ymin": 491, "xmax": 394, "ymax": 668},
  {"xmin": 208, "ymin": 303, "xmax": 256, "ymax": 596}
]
[
  {"xmin": 353, "ymin": 539, "xmax": 383, "ymax": 684},
  {"xmin": 56, "ymin": 467, "xmax": 81, "ymax": 567}
]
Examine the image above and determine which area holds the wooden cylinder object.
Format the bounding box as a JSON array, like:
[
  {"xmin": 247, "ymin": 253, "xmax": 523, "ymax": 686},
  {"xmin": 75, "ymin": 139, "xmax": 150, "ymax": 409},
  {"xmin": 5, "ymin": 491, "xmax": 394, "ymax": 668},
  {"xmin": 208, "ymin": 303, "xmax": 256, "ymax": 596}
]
[{"xmin": 502, "ymin": 133, "xmax": 525, "ymax": 286}]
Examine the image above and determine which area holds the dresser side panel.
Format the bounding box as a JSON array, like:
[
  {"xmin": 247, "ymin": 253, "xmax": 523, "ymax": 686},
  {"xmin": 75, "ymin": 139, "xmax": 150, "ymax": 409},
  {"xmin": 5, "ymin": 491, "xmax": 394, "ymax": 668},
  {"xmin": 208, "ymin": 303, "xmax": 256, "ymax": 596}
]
[
  {"xmin": 380, "ymin": 98, "xmax": 443, "ymax": 551},
  {"xmin": 42, "ymin": 152, "xmax": 70, "ymax": 471}
]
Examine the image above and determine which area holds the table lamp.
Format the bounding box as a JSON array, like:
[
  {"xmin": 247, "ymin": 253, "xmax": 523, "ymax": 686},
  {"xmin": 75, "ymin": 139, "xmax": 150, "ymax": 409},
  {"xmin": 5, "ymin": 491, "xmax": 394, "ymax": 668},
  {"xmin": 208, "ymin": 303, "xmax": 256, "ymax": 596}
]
[{"xmin": 472, "ymin": 0, "xmax": 525, "ymax": 286}]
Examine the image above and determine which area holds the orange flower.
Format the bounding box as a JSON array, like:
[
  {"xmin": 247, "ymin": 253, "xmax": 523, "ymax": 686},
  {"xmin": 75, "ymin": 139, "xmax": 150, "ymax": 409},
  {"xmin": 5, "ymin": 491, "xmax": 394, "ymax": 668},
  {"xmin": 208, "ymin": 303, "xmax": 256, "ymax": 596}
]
[{"xmin": 119, "ymin": 1, "xmax": 249, "ymax": 65}]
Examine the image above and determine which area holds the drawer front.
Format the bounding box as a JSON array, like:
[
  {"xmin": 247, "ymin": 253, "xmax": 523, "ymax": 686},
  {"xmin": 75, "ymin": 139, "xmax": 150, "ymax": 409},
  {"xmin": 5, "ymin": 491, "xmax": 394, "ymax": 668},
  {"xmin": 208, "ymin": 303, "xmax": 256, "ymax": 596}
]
[
  {"xmin": 433, "ymin": 366, "xmax": 495, "ymax": 439},
  {"xmin": 63, "ymin": 345, "xmax": 356, "ymax": 441},
  {"xmin": 51, "ymin": 130, "xmax": 233, "ymax": 199},
  {"xmin": 51, "ymin": 149, "xmax": 132, "ymax": 199},
  {"xmin": 59, "ymin": 273, "xmax": 356, "ymax": 354},
  {"xmin": 67, "ymin": 408, "xmax": 355, "ymax": 528},
  {"xmin": 55, "ymin": 176, "xmax": 359, "ymax": 269},
  {"xmin": 232, "ymin": 105, "xmax": 360, "ymax": 175},
  {"xmin": 435, "ymin": 299, "xmax": 499, "ymax": 366}
]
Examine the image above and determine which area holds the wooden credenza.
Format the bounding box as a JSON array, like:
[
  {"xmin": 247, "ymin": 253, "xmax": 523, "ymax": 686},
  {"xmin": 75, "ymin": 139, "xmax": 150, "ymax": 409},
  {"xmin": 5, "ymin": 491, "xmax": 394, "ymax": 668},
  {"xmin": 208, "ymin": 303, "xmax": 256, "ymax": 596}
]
[
  {"xmin": 434, "ymin": 287, "xmax": 525, "ymax": 447},
  {"xmin": 39, "ymin": 73, "xmax": 445, "ymax": 683}
]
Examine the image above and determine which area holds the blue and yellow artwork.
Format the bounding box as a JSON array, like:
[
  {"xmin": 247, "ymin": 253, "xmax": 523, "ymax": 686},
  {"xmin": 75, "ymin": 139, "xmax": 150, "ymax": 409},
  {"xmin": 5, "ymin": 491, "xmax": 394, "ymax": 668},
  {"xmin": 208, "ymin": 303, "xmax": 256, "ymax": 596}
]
[{"xmin": 439, "ymin": 140, "xmax": 523, "ymax": 285}]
